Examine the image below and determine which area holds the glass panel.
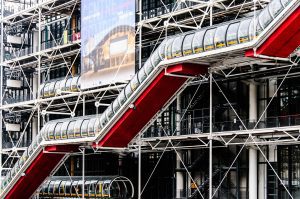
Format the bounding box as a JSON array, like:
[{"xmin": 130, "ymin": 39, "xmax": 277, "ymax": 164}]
[
  {"xmin": 215, "ymin": 25, "xmax": 228, "ymax": 48},
  {"xmin": 71, "ymin": 181, "xmax": 78, "ymax": 196},
  {"xmin": 281, "ymin": 0, "xmax": 291, "ymax": 7},
  {"xmin": 192, "ymin": 30, "xmax": 205, "ymax": 53},
  {"xmin": 117, "ymin": 90, "xmax": 127, "ymax": 106},
  {"xmin": 65, "ymin": 78, "xmax": 72, "ymax": 91},
  {"xmin": 44, "ymin": 83, "xmax": 50, "ymax": 98},
  {"xmin": 204, "ymin": 28, "xmax": 216, "ymax": 51},
  {"xmin": 165, "ymin": 38, "xmax": 175, "ymax": 59},
  {"xmin": 106, "ymin": 104, "xmax": 114, "ymax": 120},
  {"xmin": 172, "ymin": 36, "xmax": 184, "ymax": 58},
  {"xmin": 227, "ymin": 22, "xmax": 240, "ymax": 46},
  {"xmin": 48, "ymin": 123, "xmax": 57, "ymax": 140},
  {"xmin": 158, "ymin": 39, "xmax": 167, "ymax": 59},
  {"xmin": 54, "ymin": 181, "xmax": 61, "ymax": 194},
  {"xmin": 144, "ymin": 59, "xmax": 154, "ymax": 75},
  {"xmin": 150, "ymin": 48, "xmax": 161, "ymax": 67},
  {"xmin": 40, "ymin": 84, "xmax": 45, "ymax": 98},
  {"xmin": 54, "ymin": 122, "xmax": 63, "ymax": 140},
  {"xmin": 71, "ymin": 76, "xmax": 79, "ymax": 91},
  {"xmin": 125, "ymin": 83, "xmax": 133, "ymax": 99},
  {"xmin": 74, "ymin": 119, "xmax": 84, "ymax": 138},
  {"xmin": 59, "ymin": 181, "xmax": 66, "ymax": 196},
  {"xmin": 94, "ymin": 118, "xmax": 101, "ymax": 136},
  {"xmin": 100, "ymin": 114, "xmax": 108, "ymax": 128},
  {"xmin": 61, "ymin": 121, "xmax": 70, "ymax": 139},
  {"xmin": 48, "ymin": 82, "xmax": 56, "ymax": 97},
  {"xmin": 67, "ymin": 121, "xmax": 76, "ymax": 139},
  {"xmin": 112, "ymin": 98, "xmax": 121, "ymax": 114},
  {"xmin": 59, "ymin": 79, "xmax": 66, "ymax": 91},
  {"xmin": 182, "ymin": 33, "xmax": 194, "ymax": 56},
  {"xmin": 81, "ymin": 119, "xmax": 90, "ymax": 137},
  {"xmin": 65, "ymin": 181, "xmax": 72, "ymax": 196},
  {"xmin": 259, "ymin": 7, "xmax": 273, "ymax": 29},
  {"xmin": 249, "ymin": 19, "xmax": 262, "ymax": 40},
  {"xmin": 138, "ymin": 67, "xmax": 147, "ymax": 84},
  {"xmin": 238, "ymin": 18, "xmax": 251, "ymax": 43},
  {"xmin": 130, "ymin": 73, "xmax": 140, "ymax": 92},
  {"xmin": 88, "ymin": 118, "xmax": 97, "ymax": 136},
  {"xmin": 269, "ymin": 0, "xmax": 284, "ymax": 18},
  {"xmin": 48, "ymin": 181, "xmax": 55, "ymax": 195},
  {"xmin": 54, "ymin": 80, "xmax": 60, "ymax": 95}
]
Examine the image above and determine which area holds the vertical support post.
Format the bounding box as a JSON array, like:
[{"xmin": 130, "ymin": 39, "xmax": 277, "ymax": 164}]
[
  {"xmin": 82, "ymin": 147, "xmax": 85, "ymax": 199},
  {"xmin": 138, "ymin": 0, "xmax": 142, "ymax": 197},
  {"xmin": 138, "ymin": 133, "xmax": 141, "ymax": 199},
  {"xmin": 83, "ymin": 95, "xmax": 85, "ymax": 116},
  {"xmin": 249, "ymin": 80, "xmax": 258, "ymax": 199},
  {"xmin": 249, "ymin": 148, "xmax": 258, "ymax": 199},
  {"xmin": 209, "ymin": 72, "xmax": 213, "ymax": 199},
  {"xmin": 0, "ymin": 0, "xmax": 4, "ymax": 188},
  {"xmin": 176, "ymin": 94, "xmax": 184, "ymax": 198},
  {"xmin": 37, "ymin": 7, "xmax": 42, "ymax": 140}
]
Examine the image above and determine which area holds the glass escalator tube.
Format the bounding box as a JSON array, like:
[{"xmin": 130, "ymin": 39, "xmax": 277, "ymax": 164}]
[
  {"xmin": 74, "ymin": 119, "xmax": 84, "ymax": 138},
  {"xmin": 158, "ymin": 39, "xmax": 167, "ymax": 60},
  {"xmin": 81, "ymin": 119, "xmax": 90, "ymax": 137},
  {"xmin": 48, "ymin": 122, "xmax": 57, "ymax": 140},
  {"xmin": 182, "ymin": 33, "xmax": 195, "ymax": 56},
  {"xmin": 259, "ymin": 5, "xmax": 273, "ymax": 29},
  {"xmin": 214, "ymin": 24, "xmax": 229, "ymax": 49},
  {"xmin": 59, "ymin": 79, "xmax": 67, "ymax": 93},
  {"xmin": 54, "ymin": 80, "xmax": 61, "ymax": 95},
  {"xmin": 71, "ymin": 76, "xmax": 79, "ymax": 92},
  {"xmin": 41, "ymin": 181, "xmax": 51, "ymax": 197},
  {"xmin": 106, "ymin": 104, "xmax": 114, "ymax": 121},
  {"xmin": 165, "ymin": 38, "xmax": 175, "ymax": 59},
  {"xmin": 100, "ymin": 113, "xmax": 108, "ymax": 129},
  {"xmin": 112, "ymin": 97, "xmax": 121, "ymax": 114},
  {"xmin": 281, "ymin": 0, "xmax": 291, "ymax": 7},
  {"xmin": 48, "ymin": 180, "xmax": 55, "ymax": 197},
  {"xmin": 43, "ymin": 83, "xmax": 50, "ymax": 98},
  {"xmin": 269, "ymin": 0, "xmax": 284, "ymax": 19},
  {"xmin": 150, "ymin": 47, "xmax": 162, "ymax": 67},
  {"xmin": 171, "ymin": 35, "xmax": 184, "ymax": 58},
  {"xmin": 67, "ymin": 121, "xmax": 76, "ymax": 139},
  {"xmin": 59, "ymin": 180, "xmax": 67, "ymax": 197},
  {"xmin": 226, "ymin": 22, "xmax": 240, "ymax": 46},
  {"xmin": 88, "ymin": 118, "xmax": 97, "ymax": 137},
  {"xmin": 143, "ymin": 59, "xmax": 154, "ymax": 76},
  {"xmin": 65, "ymin": 77, "xmax": 72, "ymax": 92},
  {"xmin": 137, "ymin": 67, "xmax": 147, "ymax": 87},
  {"xmin": 117, "ymin": 90, "xmax": 127, "ymax": 109},
  {"xmin": 238, "ymin": 18, "xmax": 252, "ymax": 43},
  {"xmin": 48, "ymin": 81, "xmax": 56, "ymax": 97},
  {"xmin": 40, "ymin": 83, "xmax": 45, "ymax": 98},
  {"xmin": 53, "ymin": 180, "xmax": 61, "ymax": 196},
  {"xmin": 61, "ymin": 120, "xmax": 70, "ymax": 139},
  {"xmin": 65, "ymin": 181, "xmax": 72, "ymax": 197},
  {"xmin": 125, "ymin": 83, "xmax": 133, "ymax": 99},
  {"xmin": 204, "ymin": 28, "xmax": 217, "ymax": 51},
  {"xmin": 192, "ymin": 30, "xmax": 206, "ymax": 53},
  {"xmin": 54, "ymin": 122, "xmax": 63, "ymax": 140},
  {"xmin": 130, "ymin": 73, "xmax": 140, "ymax": 93},
  {"xmin": 94, "ymin": 117, "xmax": 101, "ymax": 136}
]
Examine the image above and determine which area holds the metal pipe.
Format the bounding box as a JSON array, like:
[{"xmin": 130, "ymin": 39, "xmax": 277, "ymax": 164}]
[
  {"xmin": 209, "ymin": 72, "xmax": 213, "ymax": 199},
  {"xmin": 82, "ymin": 147, "xmax": 85, "ymax": 199},
  {"xmin": 0, "ymin": 0, "xmax": 4, "ymax": 190}
]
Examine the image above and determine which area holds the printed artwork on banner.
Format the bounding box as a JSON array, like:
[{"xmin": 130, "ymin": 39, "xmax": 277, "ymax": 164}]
[{"xmin": 81, "ymin": 0, "xmax": 135, "ymax": 89}]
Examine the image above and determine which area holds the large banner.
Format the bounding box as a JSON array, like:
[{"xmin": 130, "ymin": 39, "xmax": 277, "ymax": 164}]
[{"xmin": 81, "ymin": 0, "xmax": 135, "ymax": 89}]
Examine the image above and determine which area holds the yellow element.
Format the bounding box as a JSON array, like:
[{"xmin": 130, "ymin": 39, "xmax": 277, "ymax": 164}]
[
  {"xmin": 191, "ymin": 182, "xmax": 198, "ymax": 189},
  {"xmin": 183, "ymin": 50, "xmax": 192, "ymax": 55},
  {"xmin": 204, "ymin": 45, "xmax": 214, "ymax": 51},
  {"xmin": 239, "ymin": 37, "xmax": 249, "ymax": 43},
  {"xmin": 172, "ymin": 52, "xmax": 182, "ymax": 57},
  {"xmin": 228, "ymin": 40, "xmax": 238, "ymax": 45},
  {"xmin": 216, "ymin": 43, "xmax": 226, "ymax": 48},
  {"xmin": 194, "ymin": 48, "xmax": 203, "ymax": 53}
]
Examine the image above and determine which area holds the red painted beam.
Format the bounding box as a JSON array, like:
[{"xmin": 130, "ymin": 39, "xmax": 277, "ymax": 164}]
[
  {"xmin": 95, "ymin": 64, "xmax": 207, "ymax": 147},
  {"xmin": 246, "ymin": 7, "xmax": 300, "ymax": 58},
  {"xmin": 5, "ymin": 145, "xmax": 78, "ymax": 199}
]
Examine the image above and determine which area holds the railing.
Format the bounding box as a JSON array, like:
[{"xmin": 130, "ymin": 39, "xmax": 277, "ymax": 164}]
[
  {"xmin": 5, "ymin": 31, "xmax": 80, "ymax": 61},
  {"xmin": 143, "ymin": 113, "xmax": 300, "ymax": 138}
]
